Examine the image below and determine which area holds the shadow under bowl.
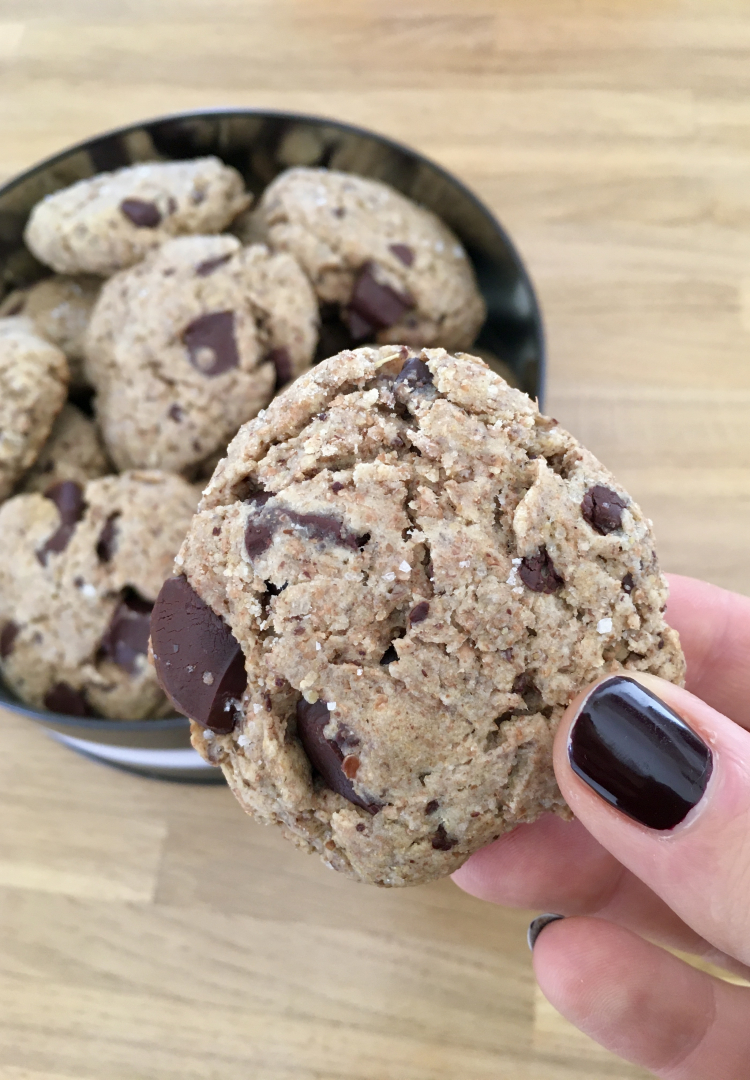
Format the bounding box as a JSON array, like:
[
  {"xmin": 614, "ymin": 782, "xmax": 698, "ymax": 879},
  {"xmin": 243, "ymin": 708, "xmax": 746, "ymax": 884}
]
[{"xmin": 0, "ymin": 107, "xmax": 546, "ymax": 782}]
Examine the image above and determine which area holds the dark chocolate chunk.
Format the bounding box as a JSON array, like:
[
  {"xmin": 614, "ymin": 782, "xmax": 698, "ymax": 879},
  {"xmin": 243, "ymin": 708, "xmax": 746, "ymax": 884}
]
[
  {"xmin": 182, "ymin": 311, "xmax": 239, "ymax": 377},
  {"xmin": 395, "ymin": 356, "xmax": 433, "ymax": 389},
  {"xmin": 120, "ymin": 198, "xmax": 162, "ymax": 228},
  {"xmin": 96, "ymin": 513, "xmax": 120, "ymax": 563},
  {"xmin": 296, "ymin": 698, "xmax": 379, "ymax": 813},
  {"xmin": 519, "ymin": 548, "xmax": 564, "ymax": 593},
  {"xmin": 195, "ymin": 253, "xmax": 232, "ymax": 277},
  {"xmin": 344, "ymin": 264, "xmax": 413, "ymax": 340},
  {"xmin": 389, "ymin": 243, "xmax": 414, "ymax": 267},
  {"xmin": 43, "ymin": 682, "xmax": 91, "ymax": 717},
  {"xmin": 0, "ymin": 620, "xmax": 19, "ymax": 659},
  {"xmin": 380, "ymin": 643, "xmax": 399, "ymax": 665},
  {"xmin": 622, "ymin": 572, "xmax": 635, "ymax": 594},
  {"xmin": 331, "ymin": 482, "xmax": 344, "ymax": 494},
  {"xmin": 245, "ymin": 503, "xmax": 369, "ymax": 562},
  {"xmin": 431, "ymin": 823, "xmax": 457, "ymax": 851},
  {"xmin": 37, "ymin": 481, "xmax": 86, "ymax": 565},
  {"xmin": 409, "ymin": 601, "xmax": 430, "ymax": 625},
  {"xmin": 581, "ymin": 485, "xmax": 628, "ymax": 535},
  {"xmin": 150, "ymin": 575, "xmax": 247, "ymax": 733},
  {"xmin": 425, "ymin": 799, "xmax": 440, "ymax": 815},
  {"xmin": 168, "ymin": 403, "xmax": 184, "ymax": 422},
  {"xmin": 100, "ymin": 592, "xmax": 153, "ymax": 675},
  {"xmin": 266, "ymin": 346, "xmax": 293, "ymax": 389}
]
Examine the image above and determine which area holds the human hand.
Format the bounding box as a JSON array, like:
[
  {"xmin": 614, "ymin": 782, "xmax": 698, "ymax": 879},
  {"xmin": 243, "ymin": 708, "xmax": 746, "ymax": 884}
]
[{"xmin": 452, "ymin": 574, "xmax": 750, "ymax": 1078}]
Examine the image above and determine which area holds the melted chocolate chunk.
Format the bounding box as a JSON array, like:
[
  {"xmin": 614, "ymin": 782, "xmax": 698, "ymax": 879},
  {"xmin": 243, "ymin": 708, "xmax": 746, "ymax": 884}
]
[
  {"xmin": 389, "ymin": 243, "xmax": 414, "ymax": 267},
  {"xmin": 100, "ymin": 592, "xmax": 154, "ymax": 675},
  {"xmin": 395, "ymin": 356, "xmax": 433, "ymax": 389},
  {"xmin": 622, "ymin": 572, "xmax": 635, "ymax": 594},
  {"xmin": 168, "ymin": 403, "xmax": 184, "ymax": 422},
  {"xmin": 431, "ymin": 823, "xmax": 457, "ymax": 851},
  {"xmin": 409, "ymin": 600, "xmax": 430, "ymax": 624},
  {"xmin": 245, "ymin": 504, "xmax": 369, "ymax": 562},
  {"xmin": 182, "ymin": 311, "xmax": 239, "ymax": 377},
  {"xmin": 519, "ymin": 548, "xmax": 564, "ymax": 593},
  {"xmin": 195, "ymin": 253, "xmax": 232, "ymax": 277},
  {"xmin": 425, "ymin": 799, "xmax": 440, "ymax": 815},
  {"xmin": 36, "ymin": 481, "xmax": 86, "ymax": 565},
  {"xmin": 150, "ymin": 575, "xmax": 247, "ymax": 733},
  {"xmin": 96, "ymin": 512, "xmax": 120, "ymax": 563},
  {"xmin": 266, "ymin": 346, "xmax": 293, "ymax": 389},
  {"xmin": 344, "ymin": 264, "xmax": 413, "ymax": 340},
  {"xmin": 581, "ymin": 485, "xmax": 628, "ymax": 535},
  {"xmin": 296, "ymin": 699, "xmax": 379, "ymax": 813},
  {"xmin": 43, "ymin": 682, "xmax": 91, "ymax": 717},
  {"xmin": 0, "ymin": 620, "xmax": 19, "ymax": 659},
  {"xmin": 120, "ymin": 198, "xmax": 162, "ymax": 228},
  {"xmin": 331, "ymin": 481, "xmax": 344, "ymax": 494}
]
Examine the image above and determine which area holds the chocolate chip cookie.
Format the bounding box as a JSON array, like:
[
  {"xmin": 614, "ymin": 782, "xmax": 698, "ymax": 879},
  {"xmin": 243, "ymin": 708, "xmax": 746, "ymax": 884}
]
[
  {"xmin": 151, "ymin": 347, "xmax": 684, "ymax": 887},
  {"xmin": 251, "ymin": 168, "xmax": 486, "ymax": 353},
  {"xmin": 24, "ymin": 157, "xmax": 251, "ymax": 276},
  {"xmin": 18, "ymin": 403, "xmax": 110, "ymax": 494},
  {"xmin": 0, "ymin": 471, "xmax": 197, "ymax": 719},
  {"xmin": 0, "ymin": 317, "xmax": 69, "ymax": 502},
  {"xmin": 84, "ymin": 234, "xmax": 318, "ymax": 475},
  {"xmin": 0, "ymin": 274, "xmax": 101, "ymax": 388}
]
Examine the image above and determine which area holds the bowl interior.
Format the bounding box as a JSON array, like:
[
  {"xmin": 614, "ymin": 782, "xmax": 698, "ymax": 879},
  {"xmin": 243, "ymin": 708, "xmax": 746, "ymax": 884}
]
[{"xmin": 0, "ymin": 108, "xmax": 545, "ymax": 735}]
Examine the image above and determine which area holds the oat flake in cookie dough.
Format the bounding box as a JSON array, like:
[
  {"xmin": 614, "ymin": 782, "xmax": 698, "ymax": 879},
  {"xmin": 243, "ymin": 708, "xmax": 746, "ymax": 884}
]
[
  {"xmin": 24, "ymin": 157, "xmax": 251, "ymax": 276},
  {"xmin": 84, "ymin": 234, "xmax": 318, "ymax": 475},
  {"xmin": 0, "ymin": 471, "xmax": 198, "ymax": 719},
  {"xmin": 152, "ymin": 347, "xmax": 684, "ymax": 887},
  {"xmin": 251, "ymin": 168, "xmax": 486, "ymax": 353}
]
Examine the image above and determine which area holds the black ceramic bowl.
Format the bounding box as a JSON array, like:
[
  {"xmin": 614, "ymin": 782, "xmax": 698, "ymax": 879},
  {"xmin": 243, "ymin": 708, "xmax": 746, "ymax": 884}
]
[{"xmin": 0, "ymin": 108, "xmax": 545, "ymax": 782}]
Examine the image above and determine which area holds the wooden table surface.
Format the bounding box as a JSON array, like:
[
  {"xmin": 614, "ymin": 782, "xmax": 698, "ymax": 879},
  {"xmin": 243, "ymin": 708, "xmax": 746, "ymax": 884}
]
[{"xmin": 1, "ymin": 2, "xmax": 749, "ymax": 1077}]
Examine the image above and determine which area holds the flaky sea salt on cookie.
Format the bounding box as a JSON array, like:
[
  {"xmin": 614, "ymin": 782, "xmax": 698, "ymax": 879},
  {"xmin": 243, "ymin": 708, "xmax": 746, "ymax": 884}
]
[
  {"xmin": 24, "ymin": 157, "xmax": 251, "ymax": 276},
  {"xmin": 151, "ymin": 347, "xmax": 684, "ymax": 887}
]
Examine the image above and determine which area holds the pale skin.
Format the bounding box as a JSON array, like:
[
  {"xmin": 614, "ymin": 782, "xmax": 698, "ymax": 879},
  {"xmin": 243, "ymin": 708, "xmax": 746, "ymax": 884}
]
[{"xmin": 452, "ymin": 575, "xmax": 750, "ymax": 1078}]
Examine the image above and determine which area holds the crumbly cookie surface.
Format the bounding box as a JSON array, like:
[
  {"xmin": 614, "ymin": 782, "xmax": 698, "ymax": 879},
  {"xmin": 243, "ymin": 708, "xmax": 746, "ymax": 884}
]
[
  {"xmin": 152, "ymin": 347, "xmax": 684, "ymax": 886},
  {"xmin": 18, "ymin": 403, "xmax": 110, "ymax": 494},
  {"xmin": 24, "ymin": 157, "xmax": 251, "ymax": 276},
  {"xmin": 0, "ymin": 471, "xmax": 197, "ymax": 719},
  {"xmin": 84, "ymin": 235, "xmax": 318, "ymax": 475},
  {"xmin": 252, "ymin": 168, "xmax": 486, "ymax": 352},
  {"xmin": 0, "ymin": 317, "xmax": 69, "ymax": 502},
  {"xmin": 0, "ymin": 275, "xmax": 101, "ymax": 388}
]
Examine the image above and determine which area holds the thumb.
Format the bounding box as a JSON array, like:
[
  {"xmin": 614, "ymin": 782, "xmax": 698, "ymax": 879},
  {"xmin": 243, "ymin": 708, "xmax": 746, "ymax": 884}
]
[{"xmin": 553, "ymin": 673, "xmax": 750, "ymax": 965}]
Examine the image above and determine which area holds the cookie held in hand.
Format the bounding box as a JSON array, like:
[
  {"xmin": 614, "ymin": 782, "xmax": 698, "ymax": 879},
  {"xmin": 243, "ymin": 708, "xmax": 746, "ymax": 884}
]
[{"xmin": 152, "ymin": 347, "xmax": 684, "ymax": 886}]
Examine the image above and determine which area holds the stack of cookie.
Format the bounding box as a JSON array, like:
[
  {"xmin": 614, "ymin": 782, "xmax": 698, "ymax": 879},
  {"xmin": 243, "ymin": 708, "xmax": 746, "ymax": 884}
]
[{"xmin": 0, "ymin": 156, "xmax": 487, "ymax": 720}]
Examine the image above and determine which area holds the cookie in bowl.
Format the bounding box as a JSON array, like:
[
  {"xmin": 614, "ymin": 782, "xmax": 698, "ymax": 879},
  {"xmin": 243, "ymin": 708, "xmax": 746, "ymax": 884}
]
[
  {"xmin": 0, "ymin": 470, "xmax": 198, "ymax": 719},
  {"xmin": 250, "ymin": 167, "xmax": 486, "ymax": 354},
  {"xmin": 24, "ymin": 156, "xmax": 251, "ymax": 276},
  {"xmin": 84, "ymin": 234, "xmax": 319, "ymax": 476}
]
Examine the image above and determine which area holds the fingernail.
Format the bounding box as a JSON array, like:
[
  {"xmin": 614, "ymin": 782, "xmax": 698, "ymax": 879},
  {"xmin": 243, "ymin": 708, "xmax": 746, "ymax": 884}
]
[
  {"xmin": 568, "ymin": 675, "xmax": 713, "ymax": 830},
  {"xmin": 527, "ymin": 913, "xmax": 564, "ymax": 950}
]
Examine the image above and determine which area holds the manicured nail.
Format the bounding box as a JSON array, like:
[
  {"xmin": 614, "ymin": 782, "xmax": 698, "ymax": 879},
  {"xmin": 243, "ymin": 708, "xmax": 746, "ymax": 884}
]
[
  {"xmin": 527, "ymin": 913, "xmax": 564, "ymax": 950},
  {"xmin": 568, "ymin": 675, "xmax": 713, "ymax": 830}
]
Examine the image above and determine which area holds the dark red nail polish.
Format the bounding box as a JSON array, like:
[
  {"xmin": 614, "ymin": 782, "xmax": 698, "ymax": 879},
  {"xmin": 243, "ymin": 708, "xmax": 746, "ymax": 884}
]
[{"xmin": 568, "ymin": 676, "xmax": 713, "ymax": 830}]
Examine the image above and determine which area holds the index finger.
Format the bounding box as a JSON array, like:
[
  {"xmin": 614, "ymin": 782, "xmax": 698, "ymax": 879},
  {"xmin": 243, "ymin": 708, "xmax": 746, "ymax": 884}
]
[{"xmin": 664, "ymin": 574, "xmax": 750, "ymax": 728}]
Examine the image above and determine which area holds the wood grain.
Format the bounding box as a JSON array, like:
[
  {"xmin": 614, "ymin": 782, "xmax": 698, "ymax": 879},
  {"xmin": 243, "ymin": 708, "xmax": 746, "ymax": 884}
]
[{"xmin": 1, "ymin": 2, "xmax": 748, "ymax": 1077}]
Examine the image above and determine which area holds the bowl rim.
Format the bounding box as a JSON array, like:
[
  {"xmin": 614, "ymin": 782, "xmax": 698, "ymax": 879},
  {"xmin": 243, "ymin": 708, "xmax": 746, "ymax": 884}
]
[{"xmin": 0, "ymin": 105, "xmax": 546, "ymax": 734}]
